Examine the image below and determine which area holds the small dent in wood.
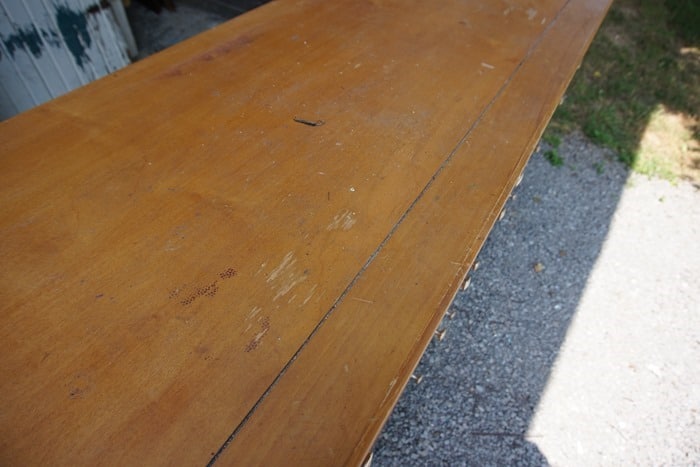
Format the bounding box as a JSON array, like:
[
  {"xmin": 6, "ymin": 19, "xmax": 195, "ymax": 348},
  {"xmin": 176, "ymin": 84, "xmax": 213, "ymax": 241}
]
[{"xmin": 67, "ymin": 372, "xmax": 93, "ymax": 400}]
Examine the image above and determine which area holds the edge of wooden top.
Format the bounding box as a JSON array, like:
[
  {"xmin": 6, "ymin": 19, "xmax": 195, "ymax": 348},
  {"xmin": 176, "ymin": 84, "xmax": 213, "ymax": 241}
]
[{"xmin": 211, "ymin": 0, "xmax": 613, "ymax": 464}]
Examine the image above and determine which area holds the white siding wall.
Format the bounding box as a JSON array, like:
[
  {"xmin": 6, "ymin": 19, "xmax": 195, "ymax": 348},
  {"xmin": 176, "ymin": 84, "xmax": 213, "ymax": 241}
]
[{"xmin": 0, "ymin": 0, "xmax": 132, "ymax": 119}]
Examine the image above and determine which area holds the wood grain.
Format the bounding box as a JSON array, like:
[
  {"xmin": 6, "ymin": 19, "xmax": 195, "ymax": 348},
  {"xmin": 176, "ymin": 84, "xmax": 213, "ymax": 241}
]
[
  {"xmin": 0, "ymin": 0, "xmax": 611, "ymax": 465},
  {"xmin": 214, "ymin": 1, "xmax": 613, "ymax": 464}
]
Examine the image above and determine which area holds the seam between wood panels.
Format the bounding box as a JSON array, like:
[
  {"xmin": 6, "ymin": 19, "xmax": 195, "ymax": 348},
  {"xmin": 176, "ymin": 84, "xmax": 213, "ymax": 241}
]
[
  {"xmin": 207, "ymin": 1, "xmax": 573, "ymax": 464},
  {"xmin": 350, "ymin": 89, "xmax": 554, "ymax": 465},
  {"xmin": 352, "ymin": 1, "xmax": 616, "ymax": 460}
]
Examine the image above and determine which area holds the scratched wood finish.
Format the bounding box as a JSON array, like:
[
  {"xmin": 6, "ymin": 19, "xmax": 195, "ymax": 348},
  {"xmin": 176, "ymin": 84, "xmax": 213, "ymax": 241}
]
[{"xmin": 0, "ymin": 0, "xmax": 611, "ymax": 465}]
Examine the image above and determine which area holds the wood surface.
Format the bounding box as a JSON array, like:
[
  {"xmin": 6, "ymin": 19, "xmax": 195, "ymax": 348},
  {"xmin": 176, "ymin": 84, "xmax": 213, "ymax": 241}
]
[{"xmin": 0, "ymin": 0, "xmax": 611, "ymax": 465}]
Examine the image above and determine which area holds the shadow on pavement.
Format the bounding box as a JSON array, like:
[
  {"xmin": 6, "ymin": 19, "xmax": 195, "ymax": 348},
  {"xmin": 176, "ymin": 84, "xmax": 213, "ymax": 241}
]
[{"xmin": 373, "ymin": 133, "xmax": 629, "ymax": 465}]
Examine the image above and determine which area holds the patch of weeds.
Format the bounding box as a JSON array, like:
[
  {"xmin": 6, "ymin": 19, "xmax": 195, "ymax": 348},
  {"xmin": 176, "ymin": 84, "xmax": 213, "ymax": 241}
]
[
  {"xmin": 542, "ymin": 132, "xmax": 562, "ymax": 148},
  {"xmin": 583, "ymin": 106, "xmax": 624, "ymax": 149},
  {"xmin": 542, "ymin": 129, "xmax": 564, "ymax": 167},
  {"xmin": 634, "ymin": 152, "xmax": 677, "ymax": 182},
  {"xmin": 593, "ymin": 161, "xmax": 605, "ymax": 174},
  {"xmin": 544, "ymin": 149, "xmax": 563, "ymax": 167}
]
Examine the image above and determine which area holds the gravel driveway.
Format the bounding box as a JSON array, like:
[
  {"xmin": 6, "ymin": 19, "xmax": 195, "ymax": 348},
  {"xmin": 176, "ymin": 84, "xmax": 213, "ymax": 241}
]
[{"xmin": 373, "ymin": 133, "xmax": 700, "ymax": 466}]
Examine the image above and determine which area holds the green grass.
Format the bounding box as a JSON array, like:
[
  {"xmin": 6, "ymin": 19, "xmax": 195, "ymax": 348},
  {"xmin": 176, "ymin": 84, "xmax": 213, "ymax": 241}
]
[
  {"xmin": 541, "ymin": 133, "xmax": 564, "ymax": 167},
  {"xmin": 544, "ymin": 149, "xmax": 564, "ymax": 167},
  {"xmin": 545, "ymin": 0, "xmax": 700, "ymax": 182}
]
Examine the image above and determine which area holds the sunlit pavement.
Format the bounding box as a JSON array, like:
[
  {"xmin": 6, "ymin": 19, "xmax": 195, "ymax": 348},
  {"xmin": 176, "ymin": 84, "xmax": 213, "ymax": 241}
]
[{"xmin": 528, "ymin": 171, "xmax": 700, "ymax": 465}]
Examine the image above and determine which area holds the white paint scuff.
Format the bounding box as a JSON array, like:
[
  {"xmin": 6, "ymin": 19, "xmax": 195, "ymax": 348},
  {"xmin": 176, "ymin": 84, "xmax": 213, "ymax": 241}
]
[
  {"xmin": 266, "ymin": 251, "xmax": 308, "ymax": 302},
  {"xmin": 327, "ymin": 209, "xmax": 358, "ymax": 231}
]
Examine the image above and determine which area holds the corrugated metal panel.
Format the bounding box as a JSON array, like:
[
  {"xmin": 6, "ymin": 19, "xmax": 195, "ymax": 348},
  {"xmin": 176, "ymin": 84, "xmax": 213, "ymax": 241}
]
[{"xmin": 0, "ymin": 0, "xmax": 133, "ymax": 120}]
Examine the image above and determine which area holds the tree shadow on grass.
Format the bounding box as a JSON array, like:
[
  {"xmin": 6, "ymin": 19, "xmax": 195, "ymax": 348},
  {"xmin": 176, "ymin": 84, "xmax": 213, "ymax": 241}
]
[{"xmin": 548, "ymin": 0, "xmax": 699, "ymax": 184}]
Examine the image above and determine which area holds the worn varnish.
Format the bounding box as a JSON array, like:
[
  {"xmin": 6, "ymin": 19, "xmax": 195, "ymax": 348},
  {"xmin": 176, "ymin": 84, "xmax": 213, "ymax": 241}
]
[{"xmin": 0, "ymin": 0, "xmax": 611, "ymax": 465}]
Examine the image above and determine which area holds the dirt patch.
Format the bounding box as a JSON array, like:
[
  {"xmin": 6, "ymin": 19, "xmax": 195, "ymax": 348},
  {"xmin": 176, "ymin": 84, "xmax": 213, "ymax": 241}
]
[{"xmin": 636, "ymin": 106, "xmax": 700, "ymax": 182}]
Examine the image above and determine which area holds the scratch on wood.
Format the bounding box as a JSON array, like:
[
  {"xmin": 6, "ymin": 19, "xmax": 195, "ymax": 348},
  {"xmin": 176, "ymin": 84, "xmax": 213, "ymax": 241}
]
[
  {"xmin": 381, "ymin": 377, "xmax": 398, "ymax": 406},
  {"xmin": 267, "ymin": 252, "xmax": 295, "ymax": 283},
  {"xmin": 302, "ymin": 284, "xmax": 318, "ymax": 305},
  {"xmin": 293, "ymin": 117, "xmax": 325, "ymax": 127},
  {"xmin": 327, "ymin": 209, "xmax": 357, "ymax": 231},
  {"xmin": 248, "ymin": 306, "xmax": 262, "ymax": 320},
  {"xmin": 273, "ymin": 275, "xmax": 307, "ymax": 301},
  {"xmin": 351, "ymin": 297, "xmax": 374, "ymax": 304},
  {"xmin": 267, "ymin": 252, "xmax": 308, "ymax": 301}
]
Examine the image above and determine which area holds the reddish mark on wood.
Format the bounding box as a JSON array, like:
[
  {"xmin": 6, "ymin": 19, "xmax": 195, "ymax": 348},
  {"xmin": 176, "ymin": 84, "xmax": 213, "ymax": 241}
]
[
  {"xmin": 180, "ymin": 281, "xmax": 219, "ymax": 306},
  {"xmin": 173, "ymin": 267, "xmax": 237, "ymax": 306},
  {"xmin": 245, "ymin": 316, "xmax": 270, "ymax": 352},
  {"xmin": 168, "ymin": 287, "xmax": 182, "ymax": 300},
  {"xmin": 219, "ymin": 268, "xmax": 237, "ymax": 280},
  {"xmin": 160, "ymin": 34, "xmax": 255, "ymax": 79}
]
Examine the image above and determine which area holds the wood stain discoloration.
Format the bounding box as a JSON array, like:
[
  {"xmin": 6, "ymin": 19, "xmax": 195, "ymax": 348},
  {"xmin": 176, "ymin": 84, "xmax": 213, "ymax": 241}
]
[
  {"xmin": 180, "ymin": 281, "xmax": 219, "ymax": 306},
  {"xmin": 219, "ymin": 268, "xmax": 236, "ymax": 280},
  {"xmin": 170, "ymin": 267, "xmax": 237, "ymax": 306},
  {"xmin": 160, "ymin": 34, "xmax": 255, "ymax": 79}
]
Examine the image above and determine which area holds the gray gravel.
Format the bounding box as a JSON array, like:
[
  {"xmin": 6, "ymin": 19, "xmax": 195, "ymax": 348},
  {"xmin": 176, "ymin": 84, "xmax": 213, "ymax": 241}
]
[{"xmin": 373, "ymin": 133, "xmax": 700, "ymax": 466}]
